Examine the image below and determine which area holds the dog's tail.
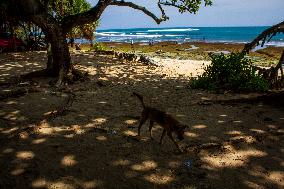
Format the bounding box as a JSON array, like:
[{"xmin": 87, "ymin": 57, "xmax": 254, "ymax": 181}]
[{"xmin": 133, "ymin": 92, "xmax": 145, "ymax": 108}]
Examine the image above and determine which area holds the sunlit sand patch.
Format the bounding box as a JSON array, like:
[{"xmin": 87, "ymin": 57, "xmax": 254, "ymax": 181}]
[
  {"xmin": 96, "ymin": 135, "xmax": 108, "ymax": 141},
  {"xmin": 243, "ymin": 180, "xmax": 265, "ymax": 189},
  {"xmin": 123, "ymin": 130, "xmax": 137, "ymax": 136},
  {"xmin": 82, "ymin": 180, "xmax": 102, "ymax": 189},
  {"xmin": 1, "ymin": 127, "xmax": 19, "ymax": 134},
  {"xmin": 233, "ymin": 120, "xmax": 242, "ymax": 123},
  {"xmin": 202, "ymin": 149, "xmax": 267, "ymax": 168},
  {"xmin": 43, "ymin": 111, "xmax": 54, "ymax": 116},
  {"xmin": 70, "ymin": 125, "xmax": 85, "ymax": 134},
  {"xmin": 112, "ymin": 159, "xmax": 131, "ymax": 166},
  {"xmin": 226, "ymin": 130, "xmax": 243, "ymax": 136},
  {"xmin": 61, "ymin": 155, "xmax": 77, "ymax": 167},
  {"xmin": 90, "ymin": 118, "xmax": 107, "ymax": 126},
  {"xmin": 249, "ymin": 167, "xmax": 284, "ymax": 187},
  {"xmin": 32, "ymin": 138, "xmax": 47, "ymax": 144},
  {"xmin": 131, "ymin": 160, "xmax": 157, "ymax": 171},
  {"xmin": 37, "ymin": 124, "xmax": 55, "ymax": 135},
  {"xmin": 49, "ymin": 181, "xmax": 75, "ymax": 189},
  {"xmin": 144, "ymin": 173, "xmax": 174, "ymax": 184},
  {"xmin": 6, "ymin": 100, "xmax": 18, "ymax": 105},
  {"xmin": 64, "ymin": 134, "xmax": 75, "ymax": 138},
  {"xmin": 184, "ymin": 131, "xmax": 199, "ymax": 138},
  {"xmin": 32, "ymin": 178, "xmax": 47, "ymax": 188},
  {"xmin": 16, "ymin": 151, "xmax": 35, "ymax": 160},
  {"xmin": 2, "ymin": 148, "xmax": 14, "ymax": 154},
  {"xmin": 250, "ymin": 128, "xmax": 266, "ymax": 134},
  {"xmin": 3, "ymin": 110, "xmax": 25, "ymax": 121},
  {"xmin": 168, "ymin": 161, "xmax": 181, "ymax": 168},
  {"xmin": 124, "ymin": 119, "xmax": 137, "ymax": 125},
  {"xmin": 265, "ymin": 171, "xmax": 284, "ymax": 187},
  {"xmin": 192, "ymin": 124, "xmax": 207, "ymax": 129},
  {"xmin": 219, "ymin": 114, "xmax": 227, "ymax": 117}
]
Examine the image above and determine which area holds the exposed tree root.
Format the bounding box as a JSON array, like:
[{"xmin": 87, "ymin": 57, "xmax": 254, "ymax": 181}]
[
  {"xmin": 8, "ymin": 90, "xmax": 76, "ymax": 139},
  {"xmin": 197, "ymin": 91, "xmax": 284, "ymax": 107},
  {"xmin": 21, "ymin": 69, "xmax": 54, "ymax": 79},
  {"xmin": 0, "ymin": 87, "xmax": 41, "ymax": 100}
]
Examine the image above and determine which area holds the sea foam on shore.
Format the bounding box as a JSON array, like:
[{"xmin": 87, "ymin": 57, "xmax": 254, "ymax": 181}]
[{"xmin": 92, "ymin": 26, "xmax": 284, "ymax": 47}]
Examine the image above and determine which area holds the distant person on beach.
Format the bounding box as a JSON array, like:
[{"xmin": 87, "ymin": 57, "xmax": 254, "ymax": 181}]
[
  {"xmin": 75, "ymin": 43, "xmax": 81, "ymax": 50},
  {"xmin": 131, "ymin": 40, "xmax": 135, "ymax": 52},
  {"xmin": 149, "ymin": 39, "xmax": 154, "ymax": 46}
]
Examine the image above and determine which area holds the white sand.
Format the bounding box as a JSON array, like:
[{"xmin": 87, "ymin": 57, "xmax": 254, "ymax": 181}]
[{"xmin": 151, "ymin": 57, "xmax": 211, "ymax": 77}]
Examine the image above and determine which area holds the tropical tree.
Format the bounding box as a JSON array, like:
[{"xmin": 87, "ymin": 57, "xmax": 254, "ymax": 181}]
[
  {"xmin": 3, "ymin": 0, "xmax": 212, "ymax": 85},
  {"xmin": 51, "ymin": 0, "xmax": 98, "ymax": 46}
]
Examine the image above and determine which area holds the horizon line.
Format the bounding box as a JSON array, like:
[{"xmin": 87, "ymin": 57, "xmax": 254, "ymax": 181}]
[{"xmin": 97, "ymin": 25, "xmax": 272, "ymax": 30}]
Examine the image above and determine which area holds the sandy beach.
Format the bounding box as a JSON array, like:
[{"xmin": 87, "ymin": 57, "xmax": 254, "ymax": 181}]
[
  {"xmin": 0, "ymin": 48, "xmax": 283, "ymax": 189},
  {"xmin": 151, "ymin": 57, "xmax": 210, "ymax": 77}
]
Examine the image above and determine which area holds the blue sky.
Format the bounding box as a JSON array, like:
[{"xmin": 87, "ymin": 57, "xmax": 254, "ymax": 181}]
[{"xmin": 88, "ymin": 0, "xmax": 284, "ymax": 29}]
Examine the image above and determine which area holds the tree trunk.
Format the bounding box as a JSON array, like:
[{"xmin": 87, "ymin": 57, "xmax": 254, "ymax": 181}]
[{"xmin": 46, "ymin": 26, "xmax": 71, "ymax": 85}]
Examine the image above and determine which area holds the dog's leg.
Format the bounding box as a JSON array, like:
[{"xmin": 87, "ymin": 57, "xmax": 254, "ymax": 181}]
[
  {"xmin": 149, "ymin": 121, "xmax": 154, "ymax": 140},
  {"xmin": 137, "ymin": 113, "xmax": 147, "ymax": 136},
  {"xmin": 167, "ymin": 132, "xmax": 183, "ymax": 153},
  {"xmin": 159, "ymin": 129, "xmax": 166, "ymax": 144}
]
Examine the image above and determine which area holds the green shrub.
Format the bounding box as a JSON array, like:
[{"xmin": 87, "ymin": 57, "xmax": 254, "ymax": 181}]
[
  {"xmin": 191, "ymin": 53, "xmax": 270, "ymax": 92},
  {"xmin": 92, "ymin": 42, "xmax": 106, "ymax": 51}
]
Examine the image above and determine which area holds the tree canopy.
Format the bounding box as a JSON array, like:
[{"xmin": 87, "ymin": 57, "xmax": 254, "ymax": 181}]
[{"xmin": 1, "ymin": 0, "xmax": 213, "ymax": 84}]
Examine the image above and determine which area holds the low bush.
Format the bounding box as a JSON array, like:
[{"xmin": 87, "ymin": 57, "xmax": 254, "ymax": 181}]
[
  {"xmin": 92, "ymin": 42, "xmax": 107, "ymax": 51},
  {"xmin": 191, "ymin": 53, "xmax": 270, "ymax": 92}
]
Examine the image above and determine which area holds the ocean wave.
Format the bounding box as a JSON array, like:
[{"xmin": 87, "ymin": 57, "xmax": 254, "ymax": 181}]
[
  {"xmin": 147, "ymin": 28, "xmax": 199, "ymax": 32},
  {"xmin": 95, "ymin": 32, "xmax": 162, "ymax": 38},
  {"xmin": 95, "ymin": 32, "xmax": 119, "ymax": 36},
  {"xmin": 164, "ymin": 34, "xmax": 185, "ymax": 37},
  {"xmin": 266, "ymin": 41, "xmax": 284, "ymax": 47},
  {"xmin": 101, "ymin": 32, "xmax": 123, "ymax": 34}
]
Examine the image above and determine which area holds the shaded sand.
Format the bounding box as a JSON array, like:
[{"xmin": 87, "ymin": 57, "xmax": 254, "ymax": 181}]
[{"xmin": 0, "ymin": 51, "xmax": 283, "ymax": 189}]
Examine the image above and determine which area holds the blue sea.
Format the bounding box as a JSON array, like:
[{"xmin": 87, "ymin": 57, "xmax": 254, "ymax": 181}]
[{"xmin": 93, "ymin": 26, "xmax": 284, "ymax": 47}]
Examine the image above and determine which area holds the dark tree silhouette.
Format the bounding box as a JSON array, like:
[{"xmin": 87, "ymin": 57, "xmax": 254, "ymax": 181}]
[
  {"xmin": 243, "ymin": 21, "xmax": 284, "ymax": 87},
  {"xmin": 2, "ymin": 0, "xmax": 212, "ymax": 85}
]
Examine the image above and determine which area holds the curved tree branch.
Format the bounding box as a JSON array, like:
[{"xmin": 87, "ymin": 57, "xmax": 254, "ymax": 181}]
[
  {"xmin": 160, "ymin": 0, "xmax": 212, "ymax": 13},
  {"xmin": 109, "ymin": 0, "xmax": 169, "ymax": 24},
  {"xmin": 62, "ymin": 0, "xmax": 112, "ymax": 34},
  {"xmin": 61, "ymin": 0, "xmax": 212, "ymax": 34},
  {"xmin": 242, "ymin": 21, "xmax": 284, "ymax": 53}
]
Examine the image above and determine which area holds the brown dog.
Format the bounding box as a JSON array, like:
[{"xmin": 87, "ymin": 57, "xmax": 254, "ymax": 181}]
[{"xmin": 133, "ymin": 92, "xmax": 187, "ymax": 152}]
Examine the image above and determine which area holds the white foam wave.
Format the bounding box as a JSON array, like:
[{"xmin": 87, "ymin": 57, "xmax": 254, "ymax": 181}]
[
  {"xmin": 266, "ymin": 41, "xmax": 284, "ymax": 47},
  {"xmin": 147, "ymin": 28, "xmax": 199, "ymax": 32},
  {"xmin": 101, "ymin": 31, "xmax": 122, "ymax": 34},
  {"xmin": 95, "ymin": 32, "xmax": 162, "ymax": 38},
  {"xmin": 164, "ymin": 34, "xmax": 185, "ymax": 37}
]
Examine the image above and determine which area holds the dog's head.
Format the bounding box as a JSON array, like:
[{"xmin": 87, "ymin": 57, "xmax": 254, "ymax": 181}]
[{"xmin": 176, "ymin": 124, "xmax": 188, "ymax": 141}]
